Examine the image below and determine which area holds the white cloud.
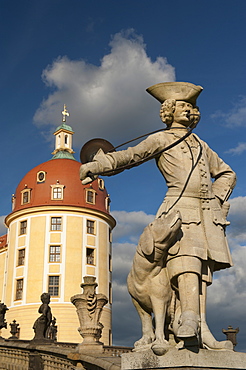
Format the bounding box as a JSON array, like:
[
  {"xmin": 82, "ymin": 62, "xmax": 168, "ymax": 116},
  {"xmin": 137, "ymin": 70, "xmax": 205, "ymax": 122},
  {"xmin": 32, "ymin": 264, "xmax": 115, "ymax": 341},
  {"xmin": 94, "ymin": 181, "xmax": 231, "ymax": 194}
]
[
  {"xmin": 225, "ymin": 142, "xmax": 246, "ymax": 155},
  {"xmin": 211, "ymin": 96, "xmax": 246, "ymax": 127},
  {"xmin": 227, "ymin": 196, "xmax": 246, "ymax": 242},
  {"xmin": 0, "ymin": 216, "xmax": 7, "ymax": 236},
  {"xmin": 33, "ymin": 29, "xmax": 175, "ymax": 148},
  {"xmin": 112, "ymin": 242, "xmax": 136, "ymax": 285},
  {"xmin": 112, "ymin": 210, "xmax": 154, "ymax": 243}
]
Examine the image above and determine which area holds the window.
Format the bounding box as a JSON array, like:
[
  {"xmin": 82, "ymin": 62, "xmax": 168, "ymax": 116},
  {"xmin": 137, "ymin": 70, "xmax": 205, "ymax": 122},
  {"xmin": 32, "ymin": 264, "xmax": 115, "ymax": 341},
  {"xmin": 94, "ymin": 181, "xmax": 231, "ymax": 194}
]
[
  {"xmin": 17, "ymin": 249, "xmax": 25, "ymax": 266},
  {"xmin": 49, "ymin": 245, "xmax": 61, "ymax": 262},
  {"xmin": 109, "ymin": 228, "xmax": 112, "ymax": 243},
  {"xmin": 51, "ymin": 217, "xmax": 62, "ymax": 231},
  {"xmin": 23, "ymin": 192, "xmax": 29, "ymax": 203},
  {"xmin": 53, "ymin": 187, "xmax": 62, "ymax": 199},
  {"xmin": 37, "ymin": 171, "xmax": 46, "ymax": 183},
  {"xmin": 86, "ymin": 189, "xmax": 96, "ymax": 204},
  {"xmin": 21, "ymin": 189, "xmax": 31, "ymax": 205},
  {"xmin": 86, "ymin": 248, "xmax": 95, "ymax": 265},
  {"xmin": 12, "ymin": 194, "xmax": 16, "ymax": 211},
  {"xmin": 16, "ymin": 279, "xmax": 23, "ymax": 300},
  {"xmin": 51, "ymin": 185, "xmax": 64, "ymax": 200},
  {"xmin": 48, "ymin": 276, "xmax": 60, "ymax": 296},
  {"xmin": 20, "ymin": 220, "xmax": 27, "ymax": 235},
  {"xmin": 109, "ymin": 254, "xmax": 112, "ymax": 272},
  {"xmin": 98, "ymin": 178, "xmax": 105, "ymax": 190},
  {"xmin": 105, "ymin": 196, "xmax": 111, "ymax": 211},
  {"xmin": 86, "ymin": 220, "xmax": 95, "ymax": 235},
  {"xmin": 109, "ymin": 282, "xmax": 112, "ymax": 304}
]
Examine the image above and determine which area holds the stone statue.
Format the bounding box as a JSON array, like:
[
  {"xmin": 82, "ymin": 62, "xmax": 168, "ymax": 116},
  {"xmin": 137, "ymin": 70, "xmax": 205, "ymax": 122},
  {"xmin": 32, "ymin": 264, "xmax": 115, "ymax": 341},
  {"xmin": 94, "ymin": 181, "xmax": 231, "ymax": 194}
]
[
  {"xmin": 0, "ymin": 301, "xmax": 8, "ymax": 333},
  {"xmin": 46, "ymin": 317, "xmax": 58, "ymax": 341},
  {"xmin": 79, "ymin": 82, "xmax": 236, "ymax": 354},
  {"xmin": 32, "ymin": 293, "xmax": 52, "ymax": 341},
  {"xmin": 71, "ymin": 276, "xmax": 108, "ymax": 352}
]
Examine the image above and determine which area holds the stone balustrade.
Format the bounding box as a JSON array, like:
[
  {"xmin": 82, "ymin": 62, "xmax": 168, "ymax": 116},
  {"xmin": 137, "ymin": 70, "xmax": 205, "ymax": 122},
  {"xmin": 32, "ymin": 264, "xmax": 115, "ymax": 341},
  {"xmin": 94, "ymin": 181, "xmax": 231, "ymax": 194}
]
[{"xmin": 0, "ymin": 340, "xmax": 131, "ymax": 370}]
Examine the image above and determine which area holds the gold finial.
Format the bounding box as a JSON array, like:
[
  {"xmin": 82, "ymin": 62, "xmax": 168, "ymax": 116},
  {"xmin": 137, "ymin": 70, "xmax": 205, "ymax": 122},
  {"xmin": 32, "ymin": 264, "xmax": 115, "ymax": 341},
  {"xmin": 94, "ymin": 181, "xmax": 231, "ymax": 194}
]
[{"xmin": 62, "ymin": 104, "xmax": 70, "ymax": 122}]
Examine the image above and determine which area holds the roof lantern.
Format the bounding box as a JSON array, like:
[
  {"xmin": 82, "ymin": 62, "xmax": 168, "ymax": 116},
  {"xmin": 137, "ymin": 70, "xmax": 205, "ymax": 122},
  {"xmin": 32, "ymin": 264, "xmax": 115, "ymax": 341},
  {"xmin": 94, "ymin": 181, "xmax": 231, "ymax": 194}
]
[{"xmin": 52, "ymin": 104, "xmax": 75, "ymax": 160}]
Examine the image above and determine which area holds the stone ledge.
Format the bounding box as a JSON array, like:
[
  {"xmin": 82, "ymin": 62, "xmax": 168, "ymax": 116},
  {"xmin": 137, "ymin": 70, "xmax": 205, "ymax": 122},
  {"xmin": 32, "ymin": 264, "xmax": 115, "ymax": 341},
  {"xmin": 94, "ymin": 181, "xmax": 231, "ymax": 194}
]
[{"xmin": 121, "ymin": 348, "xmax": 246, "ymax": 370}]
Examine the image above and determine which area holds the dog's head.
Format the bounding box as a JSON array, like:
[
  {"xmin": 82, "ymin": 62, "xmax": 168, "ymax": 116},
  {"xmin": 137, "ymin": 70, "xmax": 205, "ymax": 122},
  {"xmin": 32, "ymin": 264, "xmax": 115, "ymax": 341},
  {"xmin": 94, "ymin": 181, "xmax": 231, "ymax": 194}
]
[{"xmin": 138, "ymin": 210, "xmax": 182, "ymax": 260}]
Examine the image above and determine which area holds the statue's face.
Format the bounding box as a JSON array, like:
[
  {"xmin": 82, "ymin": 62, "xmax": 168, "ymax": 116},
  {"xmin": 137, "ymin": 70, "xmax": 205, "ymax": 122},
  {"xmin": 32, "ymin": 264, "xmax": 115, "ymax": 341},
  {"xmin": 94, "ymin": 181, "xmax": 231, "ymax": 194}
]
[{"xmin": 173, "ymin": 101, "xmax": 194, "ymax": 126}]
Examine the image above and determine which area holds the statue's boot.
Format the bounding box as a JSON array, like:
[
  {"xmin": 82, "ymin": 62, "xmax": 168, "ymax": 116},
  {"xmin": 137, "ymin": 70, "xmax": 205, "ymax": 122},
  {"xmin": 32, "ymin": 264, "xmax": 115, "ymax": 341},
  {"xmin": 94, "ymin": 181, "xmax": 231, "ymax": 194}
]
[
  {"xmin": 201, "ymin": 321, "xmax": 233, "ymax": 350},
  {"xmin": 177, "ymin": 310, "xmax": 200, "ymax": 339}
]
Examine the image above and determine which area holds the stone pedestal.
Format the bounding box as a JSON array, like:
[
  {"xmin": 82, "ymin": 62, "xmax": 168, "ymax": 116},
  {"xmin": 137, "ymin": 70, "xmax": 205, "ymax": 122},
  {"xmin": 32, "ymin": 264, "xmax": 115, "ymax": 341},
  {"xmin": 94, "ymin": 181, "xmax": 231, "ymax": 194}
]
[{"xmin": 121, "ymin": 348, "xmax": 246, "ymax": 370}]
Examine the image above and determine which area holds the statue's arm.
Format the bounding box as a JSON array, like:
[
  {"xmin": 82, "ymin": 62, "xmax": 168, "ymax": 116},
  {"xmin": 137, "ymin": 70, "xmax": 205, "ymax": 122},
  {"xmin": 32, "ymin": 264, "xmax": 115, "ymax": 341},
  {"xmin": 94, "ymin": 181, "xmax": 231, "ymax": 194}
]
[
  {"xmin": 204, "ymin": 142, "xmax": 236, "ymax": 202},
  {"xmin": 80, "ymin": 133, "xmax": 164, "ymax": 183}
]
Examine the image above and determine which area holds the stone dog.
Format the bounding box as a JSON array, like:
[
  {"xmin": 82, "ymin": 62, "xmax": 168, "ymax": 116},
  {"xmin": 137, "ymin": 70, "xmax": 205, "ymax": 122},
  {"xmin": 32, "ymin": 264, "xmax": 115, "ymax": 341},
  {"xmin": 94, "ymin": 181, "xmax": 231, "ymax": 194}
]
[{"xmin": 127, "ymin": 210, "xmax": 182, "ymax": 356}]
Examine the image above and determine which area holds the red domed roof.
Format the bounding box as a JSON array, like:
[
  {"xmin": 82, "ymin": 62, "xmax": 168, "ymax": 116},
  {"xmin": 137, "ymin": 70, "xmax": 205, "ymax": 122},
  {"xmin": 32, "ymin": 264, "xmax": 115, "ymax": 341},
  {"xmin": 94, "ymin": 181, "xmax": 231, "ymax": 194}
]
[{"xmin": 12, "ymin": 158, "xmax": 110, "ymax": 214}]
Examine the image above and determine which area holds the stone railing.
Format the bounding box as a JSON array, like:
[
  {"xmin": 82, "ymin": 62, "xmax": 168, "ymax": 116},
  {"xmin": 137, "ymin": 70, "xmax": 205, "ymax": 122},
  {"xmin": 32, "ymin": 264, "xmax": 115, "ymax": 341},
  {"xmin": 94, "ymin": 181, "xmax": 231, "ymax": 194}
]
[
  {"xmin": 0, "ymin": 346, "xmax": 29, "ymax": 369},
  {"xmin": 0, "ymin": 340, "xmax": 132, "ymax": 370},
  {"xmin": 103, "ymin": 346, "xmax": 133, "ymax": 357}
]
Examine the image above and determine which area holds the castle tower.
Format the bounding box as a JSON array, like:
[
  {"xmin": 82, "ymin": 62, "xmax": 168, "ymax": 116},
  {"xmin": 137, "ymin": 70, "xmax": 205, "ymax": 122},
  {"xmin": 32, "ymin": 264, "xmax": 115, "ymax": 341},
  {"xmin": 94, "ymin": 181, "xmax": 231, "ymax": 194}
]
[{"xmin": 1, "ymin": 107, "xmax": 115, "ymax": 345}]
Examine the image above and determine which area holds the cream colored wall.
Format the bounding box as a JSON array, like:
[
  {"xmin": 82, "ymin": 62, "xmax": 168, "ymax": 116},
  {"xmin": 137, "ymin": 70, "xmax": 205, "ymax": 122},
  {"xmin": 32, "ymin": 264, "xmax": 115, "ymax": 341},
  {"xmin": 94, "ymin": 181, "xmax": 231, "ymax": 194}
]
[
  {"xmin": 26, "ymin": 216, "xmax": 46, "ymax": 303},
  {"xmin": 64, "ymin": 216, "xmax": 83, "ymax": 300},
  {"xmin": 0, "ymin": 249, "xmax": 7, "ymax": 300},
  {"xmin": 5, "ymin": 223, "xmax": 16, "ymax": 306},
  {"xmin": 98, "ymin": 221, "xmax": 109, "ymax": 296}
]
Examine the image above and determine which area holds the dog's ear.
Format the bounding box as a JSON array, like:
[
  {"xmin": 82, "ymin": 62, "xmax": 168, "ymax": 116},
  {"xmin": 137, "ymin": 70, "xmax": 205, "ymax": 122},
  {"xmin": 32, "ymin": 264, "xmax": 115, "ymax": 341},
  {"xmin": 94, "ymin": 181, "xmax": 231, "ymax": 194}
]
[{"xmin": 138, "ymin": 224, "xmax": 154, "ymax": 255}]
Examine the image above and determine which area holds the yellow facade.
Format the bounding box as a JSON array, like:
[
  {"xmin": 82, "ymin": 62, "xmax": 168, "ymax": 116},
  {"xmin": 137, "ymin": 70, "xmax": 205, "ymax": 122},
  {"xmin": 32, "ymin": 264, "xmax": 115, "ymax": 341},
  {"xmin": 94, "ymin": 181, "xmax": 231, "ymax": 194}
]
[{"xmin": 2, "ymin": 206, "xmax": 115, "ymax": 345}]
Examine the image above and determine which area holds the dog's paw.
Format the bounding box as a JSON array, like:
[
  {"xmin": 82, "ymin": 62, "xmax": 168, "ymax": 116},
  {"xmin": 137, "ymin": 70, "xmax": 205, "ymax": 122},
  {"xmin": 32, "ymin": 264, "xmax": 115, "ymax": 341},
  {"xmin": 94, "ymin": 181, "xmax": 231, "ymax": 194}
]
[
  {"xmin": 151, "ymin": 339, "xmax": 169, "ymax": 356},
  {"xmin": 134, "ymin": 333, "xmax": 155, "ymax": 348}
]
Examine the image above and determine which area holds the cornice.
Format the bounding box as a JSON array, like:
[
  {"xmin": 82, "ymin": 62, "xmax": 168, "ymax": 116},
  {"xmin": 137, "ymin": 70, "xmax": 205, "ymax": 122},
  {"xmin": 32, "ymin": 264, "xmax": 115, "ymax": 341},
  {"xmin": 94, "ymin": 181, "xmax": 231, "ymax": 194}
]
[{"xmin": 5, "ymin": 205, "xmax": 116, "ymax": 229}]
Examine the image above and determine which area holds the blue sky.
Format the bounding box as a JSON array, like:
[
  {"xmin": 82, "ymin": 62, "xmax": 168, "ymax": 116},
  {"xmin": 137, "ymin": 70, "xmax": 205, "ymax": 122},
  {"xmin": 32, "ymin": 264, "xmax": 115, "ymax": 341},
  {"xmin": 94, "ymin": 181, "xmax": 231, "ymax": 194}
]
[{"xmin": 1, "ymin": 0, "xmax": 246, "ymax": 351}]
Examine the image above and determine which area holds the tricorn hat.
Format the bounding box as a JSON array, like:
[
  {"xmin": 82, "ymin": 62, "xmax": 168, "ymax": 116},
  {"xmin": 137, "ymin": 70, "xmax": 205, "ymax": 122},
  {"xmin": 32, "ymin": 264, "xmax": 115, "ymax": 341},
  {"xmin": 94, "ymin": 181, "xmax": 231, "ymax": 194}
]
[{"xmin": 146, "ymin": 82, "xmax": 203, "ymax": 106}]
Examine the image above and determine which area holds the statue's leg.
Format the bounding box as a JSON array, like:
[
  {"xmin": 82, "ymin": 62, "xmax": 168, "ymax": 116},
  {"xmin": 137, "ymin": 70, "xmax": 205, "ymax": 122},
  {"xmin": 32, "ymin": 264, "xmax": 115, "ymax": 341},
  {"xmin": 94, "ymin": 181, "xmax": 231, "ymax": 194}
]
[
  {"xmin": 151, "ymin": 298, "xmax": 170, "ymax": 356},
  {"xmin": 131, "ymin": 298, "xmax": 155, "ymax": 348},
  {"xmin": 176, "ymin": 272, "xmax": 200, "ymax": 339},
  {"xmin": 200, "ymin": 280, "xmax": 233, "ymax": 350}
]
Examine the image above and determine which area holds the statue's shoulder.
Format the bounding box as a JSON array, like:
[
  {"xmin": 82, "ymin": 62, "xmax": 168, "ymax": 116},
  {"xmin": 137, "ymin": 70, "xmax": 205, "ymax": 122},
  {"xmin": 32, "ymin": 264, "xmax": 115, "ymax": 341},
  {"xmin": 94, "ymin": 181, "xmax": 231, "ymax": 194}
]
[{"xmin": 193, "ymin": 133, "xmax": 208, "ymax": 148}]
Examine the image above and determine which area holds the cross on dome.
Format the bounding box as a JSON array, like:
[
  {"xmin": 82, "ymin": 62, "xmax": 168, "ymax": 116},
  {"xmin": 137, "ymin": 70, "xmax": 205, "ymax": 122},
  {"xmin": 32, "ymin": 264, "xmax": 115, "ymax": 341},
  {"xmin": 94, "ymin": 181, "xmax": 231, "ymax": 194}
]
[{"xmin": 62, "ymin": 104, "xmax": 70, "ymax": 122}]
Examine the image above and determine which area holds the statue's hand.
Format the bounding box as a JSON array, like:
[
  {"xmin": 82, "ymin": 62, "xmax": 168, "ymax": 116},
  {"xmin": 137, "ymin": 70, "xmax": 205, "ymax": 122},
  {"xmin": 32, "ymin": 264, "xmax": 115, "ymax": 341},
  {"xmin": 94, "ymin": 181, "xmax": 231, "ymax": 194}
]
[{"xmin": 80, "ymin": 162, "xmax": 101, "ymax": 184}]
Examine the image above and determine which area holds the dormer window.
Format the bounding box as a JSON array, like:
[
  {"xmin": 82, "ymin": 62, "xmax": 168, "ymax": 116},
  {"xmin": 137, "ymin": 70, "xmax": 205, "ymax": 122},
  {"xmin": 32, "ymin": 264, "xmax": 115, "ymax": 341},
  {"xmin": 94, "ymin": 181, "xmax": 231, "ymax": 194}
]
[
  {"xmin": 105, "ymin": 196, "xmax": 111, "ymax": 211},
  {"xmin": 21, "ymin": 188, "xmax": 31, "ymax": 205},
  {"xmin": 85, "ymin": 189, "xmax": 96, "ymax": 205},
  {"xmin": 12, "ymin": 194, "xmax": 16, "ymax": 211},
  {"xmin": 98, "ymin": 178, "xmax": 105, "ymax": 190},
  {"xmin": 51, "ymin": 183, "xmax": 65, "ymax": 200},
  {"xmin": 37, "ymin": 171, "xmax": 46, "ymax": 183}
]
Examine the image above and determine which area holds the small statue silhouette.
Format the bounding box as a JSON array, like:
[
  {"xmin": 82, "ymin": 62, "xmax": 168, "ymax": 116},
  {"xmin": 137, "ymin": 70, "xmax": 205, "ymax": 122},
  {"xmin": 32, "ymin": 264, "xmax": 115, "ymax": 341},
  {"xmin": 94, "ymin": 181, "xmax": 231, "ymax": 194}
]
[
  {"xmin": 0, "ymin": 301, "xmax": 8, "ymax": 331},
  {"xmin": 9, "ymin": 320, "xmax": 20, "ymax": 340},
  {"xmin": 33, "ymin": 293, "xmax": 52, "ymax": 341},
  {"xmin": 46, "ymin": 316, "xmax": 58, "ymax": 341}
]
